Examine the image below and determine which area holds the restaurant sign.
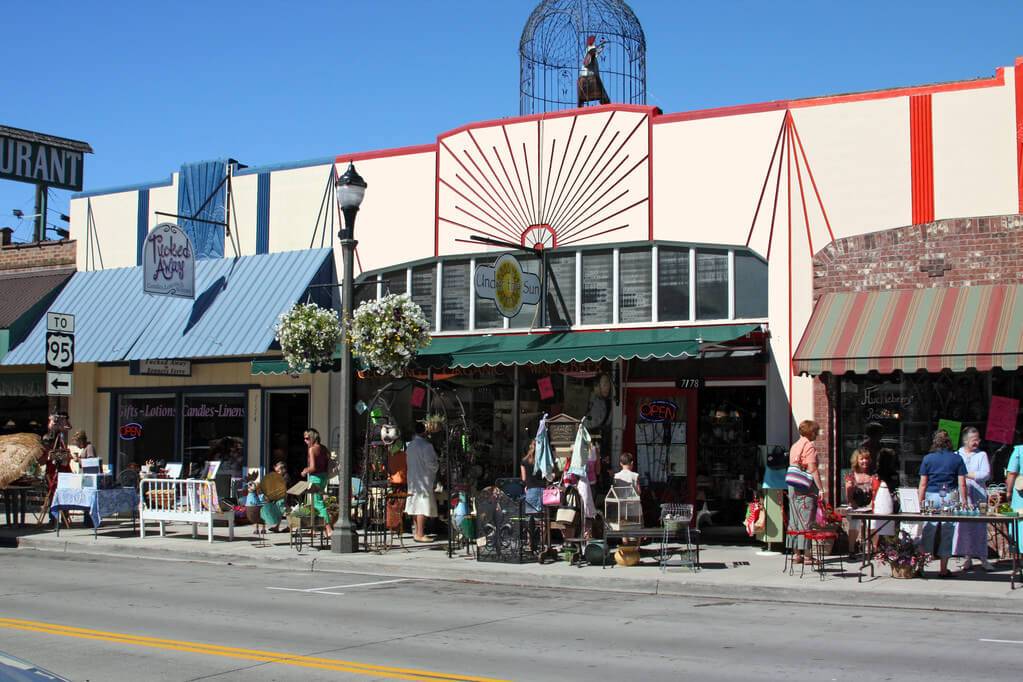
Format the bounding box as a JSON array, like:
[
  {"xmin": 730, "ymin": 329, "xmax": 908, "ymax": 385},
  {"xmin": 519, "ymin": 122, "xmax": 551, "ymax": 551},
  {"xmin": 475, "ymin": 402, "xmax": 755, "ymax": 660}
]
[
  {"xmin": 0, "ymin": 126, "xmax": 91, "ymax": 191},
  {"xmin": 143, "ymin": 223, "xmax": 195, "ymax": 299},
  {"xmin": 474, "ymin": 254, "xmax": 541, "ymax": 318}
]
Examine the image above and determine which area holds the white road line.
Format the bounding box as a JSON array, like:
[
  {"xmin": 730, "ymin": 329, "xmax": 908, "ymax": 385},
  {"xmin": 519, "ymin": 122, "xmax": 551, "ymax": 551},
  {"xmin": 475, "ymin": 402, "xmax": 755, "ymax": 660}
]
[
  {"xmin": 980, "ymin": 638, "xmax": 1023, "ymax": 644},
  {"xmin": 266, "ymin": 578, "xmax": 416, "ymax": 594}
]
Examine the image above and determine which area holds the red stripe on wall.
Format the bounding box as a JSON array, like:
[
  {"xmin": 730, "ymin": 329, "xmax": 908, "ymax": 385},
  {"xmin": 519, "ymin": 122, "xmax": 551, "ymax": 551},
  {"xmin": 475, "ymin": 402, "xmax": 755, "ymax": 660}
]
[
  {"xmin": 1015, "ymin": 58, "xmax": 1023, "ymax": 213},
  {"xmin": 910, "ymin": 95, "xmax": 934, "ymax": 224}
]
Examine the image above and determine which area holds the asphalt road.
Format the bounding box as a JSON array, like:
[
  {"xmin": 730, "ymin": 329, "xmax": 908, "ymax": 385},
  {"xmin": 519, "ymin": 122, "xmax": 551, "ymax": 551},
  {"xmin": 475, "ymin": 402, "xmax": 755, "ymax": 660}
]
[{"xmin": 0, "ymin": 550, "xmax": 1019, "ymax": 681}]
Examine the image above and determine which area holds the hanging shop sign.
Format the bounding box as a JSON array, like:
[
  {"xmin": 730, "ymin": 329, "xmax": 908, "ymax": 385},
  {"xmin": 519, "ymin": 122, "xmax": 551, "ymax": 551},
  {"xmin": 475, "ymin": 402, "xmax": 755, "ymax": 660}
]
[
  {"xmin": 473, "ymin": 254, "xmax": 541, "ymax": 318},
  {"xmin": 143, "ymin": 223, "xmax": 195, "ymax": 299},
  {"xmin": 130, "ymin": 359, "xmax": 192, "ymax": 377},
  {"xmin": 0, "ymin": 126, "xmax": 91, "ymax": 191}
]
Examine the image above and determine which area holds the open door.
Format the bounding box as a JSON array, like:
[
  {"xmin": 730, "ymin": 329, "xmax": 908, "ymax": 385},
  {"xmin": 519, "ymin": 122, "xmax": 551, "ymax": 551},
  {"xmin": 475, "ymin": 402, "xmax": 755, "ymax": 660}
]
[{"xmin": 623, "ymin": 387, "xmax": 698, "ymax": 510}]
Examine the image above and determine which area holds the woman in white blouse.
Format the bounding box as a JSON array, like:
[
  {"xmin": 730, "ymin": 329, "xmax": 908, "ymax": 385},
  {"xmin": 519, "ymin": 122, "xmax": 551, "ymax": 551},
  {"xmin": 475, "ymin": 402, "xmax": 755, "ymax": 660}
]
[{"xmin": 954, "ymin": 427, "xmax": 994, "ymax": 571}]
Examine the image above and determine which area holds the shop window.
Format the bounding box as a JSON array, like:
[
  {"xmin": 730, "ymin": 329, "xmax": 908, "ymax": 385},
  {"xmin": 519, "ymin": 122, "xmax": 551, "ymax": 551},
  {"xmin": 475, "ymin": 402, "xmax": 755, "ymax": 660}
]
[
  {"xmin": 181, "ymin": 393, "xmax": 247, "ymax": 479},
  {"xmin": 696, "ymin": 249, "xmax": 729, "ymax": 320},
  {"xmin": 115, "ymin": 394, "xmax": 177, "ymax": 473},
  {"xmin": 618, "ymin": 248, "xmax": 651, "ymax": 323},
  {"xmin": 509, "ymin": 256, "xmax": 541, "ymax": 328},
  {"xmin": 411, "ymin": 265, "xmax": 436, "ymax": 329},
  {"xmin": 381, "ymin": 269, "xmax": 407, "ymax": 296},
  {"xmin": 734, "ymin": 251, "xmax": 768, "ymax": 318},
  {"xmin": 545, "ymin": 252, "xmax": 576, "ymax": 327},
  {"xmin": 441, "ymin": 260, "xmax": 470, "ymax": 331},
  {"xmin": 581, "ymin": 250, "xmax": 612, "ymax": 325},
  {"xmin": 657, "ymin": 247, "xmax": 690, "ymax": 321},
  {"xmin": 474, "ymin": 291, "xmax": 503, "ymax": 330}
]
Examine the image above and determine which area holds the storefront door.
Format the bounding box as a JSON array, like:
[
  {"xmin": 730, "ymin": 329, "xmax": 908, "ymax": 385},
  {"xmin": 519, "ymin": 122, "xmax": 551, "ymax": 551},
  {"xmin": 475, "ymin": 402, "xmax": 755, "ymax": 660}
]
[
  {"xmin": 264, "ymin": 390, "xmax": 309, "ymax": 485},
  {"xmin": 623, "ymin": 387, "xmax": 698, "ymax": 507}
]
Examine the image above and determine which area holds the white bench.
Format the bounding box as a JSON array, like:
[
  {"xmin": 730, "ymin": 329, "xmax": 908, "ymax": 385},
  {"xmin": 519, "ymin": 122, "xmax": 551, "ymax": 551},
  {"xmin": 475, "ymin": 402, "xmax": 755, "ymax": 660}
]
[{"xmin": 138, "ymin": 478, "xmax": 235, "ymax": 543}]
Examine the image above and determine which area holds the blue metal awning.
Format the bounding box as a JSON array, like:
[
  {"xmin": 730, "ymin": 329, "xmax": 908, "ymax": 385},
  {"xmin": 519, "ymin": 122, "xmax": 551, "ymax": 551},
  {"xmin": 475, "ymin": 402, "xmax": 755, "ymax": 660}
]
[{"xmin": 2, "ymin": 248, "xmax": 335, "ymax": 365}]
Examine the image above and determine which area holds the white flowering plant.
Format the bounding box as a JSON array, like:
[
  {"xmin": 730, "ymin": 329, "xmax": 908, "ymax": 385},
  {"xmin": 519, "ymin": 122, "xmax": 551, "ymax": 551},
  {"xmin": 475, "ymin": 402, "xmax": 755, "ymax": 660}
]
[
  {"xmin": 274, "ymin": 303, "xmax": 343, "ymax": 372},
  {"xmin": 349, "ymin": 293, "xmax": 431, "ymax": 376}
]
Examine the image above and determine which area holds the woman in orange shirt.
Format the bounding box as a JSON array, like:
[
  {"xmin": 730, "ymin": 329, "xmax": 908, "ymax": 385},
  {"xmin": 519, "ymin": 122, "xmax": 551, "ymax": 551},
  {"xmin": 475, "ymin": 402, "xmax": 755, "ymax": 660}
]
[{"xmin": 787, "ymin": 419, "xmax": 825, "ymax": 565}]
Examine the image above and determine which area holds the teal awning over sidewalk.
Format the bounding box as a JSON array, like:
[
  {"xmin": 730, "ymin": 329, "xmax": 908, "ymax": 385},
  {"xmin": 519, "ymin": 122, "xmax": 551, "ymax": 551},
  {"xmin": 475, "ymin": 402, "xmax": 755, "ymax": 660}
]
[{"xmin": 416, "ymin": 324, "xmax": 759, "ymax": 369}]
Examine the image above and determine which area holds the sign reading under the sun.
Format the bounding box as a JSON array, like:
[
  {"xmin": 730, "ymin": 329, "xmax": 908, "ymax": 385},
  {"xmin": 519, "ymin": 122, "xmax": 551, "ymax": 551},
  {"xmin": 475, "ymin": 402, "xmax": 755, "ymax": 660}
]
[{"xmin": 474, "ymin": 253, "xmax": 541, "ymax": 318}]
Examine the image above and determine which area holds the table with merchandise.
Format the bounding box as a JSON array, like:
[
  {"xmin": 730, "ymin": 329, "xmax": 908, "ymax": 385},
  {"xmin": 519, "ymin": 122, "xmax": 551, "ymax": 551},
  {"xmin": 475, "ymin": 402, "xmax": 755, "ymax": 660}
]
[{"xmin": 847, "ymin": 511, "xmax": 1021, "ymax": 588}]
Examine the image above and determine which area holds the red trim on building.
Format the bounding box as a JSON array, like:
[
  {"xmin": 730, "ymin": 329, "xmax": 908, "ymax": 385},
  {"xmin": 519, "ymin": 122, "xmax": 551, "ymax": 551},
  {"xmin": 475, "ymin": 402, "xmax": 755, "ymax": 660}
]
[
  {"xmin": 1015, "ymin": 58, "xmax": 1023, "ymax": 213},
  {"xmin": 647, "ymin": 112, "xmax": 654, "ymax": 240},
  {"xmin": 910, "ymin": 95, "xmax": 935, "ymax": 225},
  {"xmin": 434, "ymin": 142, "xmax": 441, "ymax": 257},
  {"xmin": 436, "ymin": 104, "xmax": 660, "ymax": 141},
  {"xmin": 334, "ymin": 143, "xmax": 437, "ymax": 165},
  {"xmin": 654, "ymin": 67, "xmax": 1006, "ymax": 124}
]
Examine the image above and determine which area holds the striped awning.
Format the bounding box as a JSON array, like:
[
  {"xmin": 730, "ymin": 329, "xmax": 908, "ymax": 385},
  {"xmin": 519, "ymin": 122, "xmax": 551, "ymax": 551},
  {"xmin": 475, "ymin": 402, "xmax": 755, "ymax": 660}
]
[{"xmin": 793, "ymin": 284, "xmax": 1023, "ymax": 375}]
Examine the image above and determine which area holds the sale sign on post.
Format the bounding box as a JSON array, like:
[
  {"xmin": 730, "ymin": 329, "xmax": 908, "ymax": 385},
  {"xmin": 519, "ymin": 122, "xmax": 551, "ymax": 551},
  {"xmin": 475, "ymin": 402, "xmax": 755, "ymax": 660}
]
[
  {"xmin": 986, "ymin": 396, "xmax": 1020, "ymax": 444},
  {"xmin": 537, "ymin": 376, "xmax": 554, "ymax": 400},
  {"xmin": 410, "ymin": 386, "xmax": 426, "ymax": 408}
]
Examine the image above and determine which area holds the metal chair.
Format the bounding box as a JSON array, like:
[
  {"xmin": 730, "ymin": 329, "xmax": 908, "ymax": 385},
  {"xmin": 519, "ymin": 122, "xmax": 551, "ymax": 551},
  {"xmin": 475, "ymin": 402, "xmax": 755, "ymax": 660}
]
[
  {"xmin": 245, "ymin": 505, "xmax": 267, "ymax": 546},
  {"xmin": 659, "ymin": 504, "xmax": 698, "ymax": 572}
]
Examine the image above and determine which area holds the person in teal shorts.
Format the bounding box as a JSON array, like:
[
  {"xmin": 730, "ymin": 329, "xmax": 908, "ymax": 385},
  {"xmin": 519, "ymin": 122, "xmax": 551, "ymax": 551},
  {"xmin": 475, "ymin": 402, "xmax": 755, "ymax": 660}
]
[{"xmin": 301, "ymin": 428, "xmax": 333, "ymax": 539}]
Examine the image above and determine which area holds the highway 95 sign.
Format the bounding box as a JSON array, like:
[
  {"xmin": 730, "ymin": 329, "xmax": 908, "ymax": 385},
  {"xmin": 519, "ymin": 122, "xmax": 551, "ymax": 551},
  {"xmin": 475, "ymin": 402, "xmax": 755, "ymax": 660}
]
[{"xmin": 45, "ymin": 313, "xmax": 74, "ymax": 370}]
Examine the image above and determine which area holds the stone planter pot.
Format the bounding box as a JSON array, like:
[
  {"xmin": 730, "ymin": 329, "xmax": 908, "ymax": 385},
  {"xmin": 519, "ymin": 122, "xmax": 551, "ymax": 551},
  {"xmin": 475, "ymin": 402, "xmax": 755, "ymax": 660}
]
[{"xmin": 890, "ymin": 563, "xmax": 917, "ymax": 579}]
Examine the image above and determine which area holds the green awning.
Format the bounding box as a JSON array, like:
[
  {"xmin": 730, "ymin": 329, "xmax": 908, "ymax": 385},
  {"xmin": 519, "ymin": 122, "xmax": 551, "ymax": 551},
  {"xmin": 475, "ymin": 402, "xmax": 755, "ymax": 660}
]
[
  {"xmin": 251, "ymin": 359, "xmax": 293, "ymax": 375},
  {"xmin": 416, "ymin": 324, "xmax": 760, "ymax": 369}
]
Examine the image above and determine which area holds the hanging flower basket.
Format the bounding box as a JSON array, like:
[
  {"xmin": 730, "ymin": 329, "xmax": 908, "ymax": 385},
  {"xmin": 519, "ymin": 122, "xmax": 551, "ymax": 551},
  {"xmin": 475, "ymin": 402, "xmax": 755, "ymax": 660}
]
[
  {"xmin": 349, "ymin": 293, "xmax": 431, "ymax": 376},
  {"xmin": 274, "ymin": 303, "xmax": 343, "ymax": 373}
]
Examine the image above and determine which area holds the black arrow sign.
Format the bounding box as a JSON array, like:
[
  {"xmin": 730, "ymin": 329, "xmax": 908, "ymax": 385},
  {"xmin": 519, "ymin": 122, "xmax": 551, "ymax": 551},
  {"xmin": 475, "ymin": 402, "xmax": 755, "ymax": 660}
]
[{"xmin": 50, "ymin": 375, "xmax": 69, "ymax": 390}]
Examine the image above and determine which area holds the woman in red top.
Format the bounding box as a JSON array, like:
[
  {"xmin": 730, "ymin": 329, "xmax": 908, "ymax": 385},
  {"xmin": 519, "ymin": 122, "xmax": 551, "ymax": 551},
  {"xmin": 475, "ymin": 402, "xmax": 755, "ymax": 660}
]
[{"xmin": 787, "ymin": 420, "xmax": 824, "ymax": 565}]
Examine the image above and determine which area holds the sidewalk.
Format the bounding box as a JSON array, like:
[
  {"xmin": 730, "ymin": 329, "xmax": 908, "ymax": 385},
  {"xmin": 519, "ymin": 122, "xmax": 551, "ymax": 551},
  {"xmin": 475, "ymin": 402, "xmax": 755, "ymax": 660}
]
[{"xmin": 4, "ymin": 519, "xmax": 1023, "ymax": 614}]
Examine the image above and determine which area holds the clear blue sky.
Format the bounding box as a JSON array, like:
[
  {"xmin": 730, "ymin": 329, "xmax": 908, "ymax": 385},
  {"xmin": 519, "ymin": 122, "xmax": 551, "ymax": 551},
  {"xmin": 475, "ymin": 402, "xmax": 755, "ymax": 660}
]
[{"xmin": 2, "ymin": 0, "xmax": 1022, "ymax": 243}]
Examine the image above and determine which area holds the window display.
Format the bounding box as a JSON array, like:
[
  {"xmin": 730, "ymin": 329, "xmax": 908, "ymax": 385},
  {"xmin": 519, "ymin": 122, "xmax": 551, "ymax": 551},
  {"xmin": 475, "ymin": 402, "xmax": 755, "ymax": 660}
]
[{"xmin": 115, "ymin": 394, "xmax": 176, "ymax": 473}]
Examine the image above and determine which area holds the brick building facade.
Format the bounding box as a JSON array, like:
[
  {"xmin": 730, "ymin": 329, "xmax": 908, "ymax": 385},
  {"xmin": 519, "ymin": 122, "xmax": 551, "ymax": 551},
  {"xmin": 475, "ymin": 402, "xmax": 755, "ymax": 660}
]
[{"xmin": 806, "ymin": 212, "xmax": 1023, "ymax": 497}]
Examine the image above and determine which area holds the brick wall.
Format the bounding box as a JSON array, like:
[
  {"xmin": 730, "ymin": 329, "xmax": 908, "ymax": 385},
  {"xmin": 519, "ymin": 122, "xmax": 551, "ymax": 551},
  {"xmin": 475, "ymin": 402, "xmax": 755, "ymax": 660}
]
[
  {"xmin": 0, "ymin": 240, "xmax": 76, "ymax": 274},
  {"xmin": 810, "ymin": 212, "xmax": 1023, "ymax": 491},
  {"xmin": 814, "ymin": 214, "xmax": 1023, "ymax": 301}
]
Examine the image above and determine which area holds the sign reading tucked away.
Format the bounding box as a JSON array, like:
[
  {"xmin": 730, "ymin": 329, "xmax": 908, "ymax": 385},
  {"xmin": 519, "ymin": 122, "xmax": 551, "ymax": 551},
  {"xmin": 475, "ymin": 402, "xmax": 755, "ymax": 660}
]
[
  {"xmin": 131, "ymin": 359, "xmax": 192, "ymax": 377},
  {"xmin": 143, "ymin": 223, "xmax": 195, "ymax": 299},
  {"xmin": 473, "ymin": 254, "xmax": 541, "ymax": 318}
]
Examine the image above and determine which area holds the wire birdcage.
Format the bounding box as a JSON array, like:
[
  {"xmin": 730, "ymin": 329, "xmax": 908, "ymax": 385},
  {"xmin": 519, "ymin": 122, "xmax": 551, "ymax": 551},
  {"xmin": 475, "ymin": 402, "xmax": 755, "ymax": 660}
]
[{"xmin": 519, "ymin": 0, "xmax": 647, "ymax": 115}]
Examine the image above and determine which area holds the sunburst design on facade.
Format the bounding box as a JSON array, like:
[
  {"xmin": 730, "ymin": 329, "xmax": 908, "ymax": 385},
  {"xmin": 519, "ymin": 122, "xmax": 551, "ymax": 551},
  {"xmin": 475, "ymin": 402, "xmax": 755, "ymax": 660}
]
[{"xmin": 437, "ymin": 108, "xmax": 651, "ymax": 252}]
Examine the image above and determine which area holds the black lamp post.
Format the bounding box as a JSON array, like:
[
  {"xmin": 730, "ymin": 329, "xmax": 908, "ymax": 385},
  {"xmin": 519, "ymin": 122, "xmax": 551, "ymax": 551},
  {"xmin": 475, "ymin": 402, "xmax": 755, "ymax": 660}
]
[{"xmin": 332, "ymin": 161, "xmax": 366, "ymax": 553}]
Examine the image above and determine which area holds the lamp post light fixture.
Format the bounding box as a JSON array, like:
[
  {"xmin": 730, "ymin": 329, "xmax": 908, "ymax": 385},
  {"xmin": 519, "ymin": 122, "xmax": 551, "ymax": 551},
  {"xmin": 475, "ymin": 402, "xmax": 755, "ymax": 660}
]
[{"xmin": 332, "ymin": 161, "xmax": 367, "ymax": 554}]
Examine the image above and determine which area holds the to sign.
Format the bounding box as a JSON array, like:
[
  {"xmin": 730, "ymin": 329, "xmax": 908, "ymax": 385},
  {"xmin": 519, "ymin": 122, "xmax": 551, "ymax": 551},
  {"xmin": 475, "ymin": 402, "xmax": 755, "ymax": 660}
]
[{"xmin": 473, "ymin": 254, "xmax": 541, "ymax": 318}]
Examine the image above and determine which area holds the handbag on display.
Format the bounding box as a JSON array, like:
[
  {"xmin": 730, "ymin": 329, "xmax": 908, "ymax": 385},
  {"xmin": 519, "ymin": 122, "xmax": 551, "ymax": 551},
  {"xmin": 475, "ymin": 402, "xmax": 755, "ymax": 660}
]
[
  {"xmin": 785, "ymin": 465, "xmax": 816, "ymax": 493},
  {"xmin": 542, "ymin": 485, "xmax": 563, "ymax": 507}
]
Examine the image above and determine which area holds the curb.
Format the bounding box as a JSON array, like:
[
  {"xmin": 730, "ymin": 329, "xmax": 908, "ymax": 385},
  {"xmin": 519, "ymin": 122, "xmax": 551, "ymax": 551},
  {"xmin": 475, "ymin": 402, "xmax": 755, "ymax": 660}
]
[{"xmin": 10, "ymin": 534, "xmax": 1023, "ymax": 616}]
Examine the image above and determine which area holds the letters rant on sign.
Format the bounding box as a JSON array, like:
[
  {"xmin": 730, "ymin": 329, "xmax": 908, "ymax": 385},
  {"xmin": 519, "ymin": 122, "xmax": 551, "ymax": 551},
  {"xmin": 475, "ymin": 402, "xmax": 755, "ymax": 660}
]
[{"xmin": 143, "ymin": 223, "xmax": 195, "ymax": 299}]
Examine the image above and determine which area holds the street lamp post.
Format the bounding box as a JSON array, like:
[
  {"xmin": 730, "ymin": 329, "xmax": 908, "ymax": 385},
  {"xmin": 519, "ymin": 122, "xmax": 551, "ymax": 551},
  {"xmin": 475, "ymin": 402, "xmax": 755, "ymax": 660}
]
[{"xmin": 332, "ymin": 162, "xmax": 366, "ymax": 553}]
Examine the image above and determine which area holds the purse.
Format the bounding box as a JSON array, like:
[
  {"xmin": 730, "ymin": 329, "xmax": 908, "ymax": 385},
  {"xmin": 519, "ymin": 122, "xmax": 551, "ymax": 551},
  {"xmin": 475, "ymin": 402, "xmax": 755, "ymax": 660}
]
[
  {"xmin": 542, "ymin": 485, "xmax": 563, "ymax": 506},
  {"xmin": 785, "ymin": 465, "xmax": 816, "ymax": 493}
]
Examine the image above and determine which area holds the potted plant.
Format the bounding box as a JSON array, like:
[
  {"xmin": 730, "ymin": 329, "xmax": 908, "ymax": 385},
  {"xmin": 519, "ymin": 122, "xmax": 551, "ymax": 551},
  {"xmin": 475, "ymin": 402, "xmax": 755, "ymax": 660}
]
[
  {"xmin": 874, "ymin": 531, "xmax": 931, "ymax": 578},
  {"xmin": 274, "ymin": 303, "xmax": 343, "ymax": 373},
  {"xmin": 348, "ymin": 293, "xmax": 431, "ymax": 376},
  {"xmin": 423, "ymin": 413, "xmax": 446, "ymax": 434}
]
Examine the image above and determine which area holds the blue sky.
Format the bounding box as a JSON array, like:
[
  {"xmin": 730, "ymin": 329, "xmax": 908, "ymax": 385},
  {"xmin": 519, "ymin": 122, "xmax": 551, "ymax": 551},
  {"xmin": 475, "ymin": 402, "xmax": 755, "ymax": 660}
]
[{"xmin": 2, "ymin": 0, "xmax": 1022, "ymax": 243}]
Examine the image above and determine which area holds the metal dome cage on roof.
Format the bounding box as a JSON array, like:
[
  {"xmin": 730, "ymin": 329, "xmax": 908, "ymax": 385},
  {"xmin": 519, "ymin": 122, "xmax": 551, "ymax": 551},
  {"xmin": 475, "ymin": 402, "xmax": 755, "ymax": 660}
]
[{"xmin": 519, "ymin": 0, "xmax": 647, "ymax": 115}]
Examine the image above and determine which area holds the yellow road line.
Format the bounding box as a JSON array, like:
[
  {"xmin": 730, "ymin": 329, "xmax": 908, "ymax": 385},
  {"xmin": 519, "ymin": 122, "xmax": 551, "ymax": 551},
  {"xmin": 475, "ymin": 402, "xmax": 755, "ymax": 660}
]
[{"xmin": 0, "ymin": 617, "xmax": 509, "ymax": 682}]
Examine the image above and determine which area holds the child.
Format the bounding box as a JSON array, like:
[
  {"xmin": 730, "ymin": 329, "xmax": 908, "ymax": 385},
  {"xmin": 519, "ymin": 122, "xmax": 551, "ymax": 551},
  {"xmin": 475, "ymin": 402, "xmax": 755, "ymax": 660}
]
[{"xmin": 614, "ymin": 451, "xmax": 641, "ymax": 495}]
